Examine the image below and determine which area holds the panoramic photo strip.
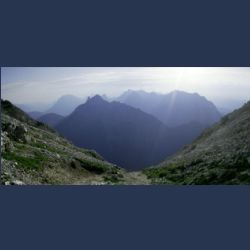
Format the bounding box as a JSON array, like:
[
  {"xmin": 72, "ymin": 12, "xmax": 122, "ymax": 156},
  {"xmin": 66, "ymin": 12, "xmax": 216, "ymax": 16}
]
[{"xmin": 1, "ymin": 67, "xmax": 250, "ymax": 185}]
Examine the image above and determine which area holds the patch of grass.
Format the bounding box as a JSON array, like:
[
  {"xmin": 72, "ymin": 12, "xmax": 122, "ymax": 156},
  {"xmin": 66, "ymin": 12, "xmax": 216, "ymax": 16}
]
[
  {"xmin": 76, "ymin": 158, "xmax": 109, "ymax": 174},
  {"xmin": 30, "ymin": 141, "xmax": 67, "ymax": 157},
  {"xmin": 2, "ymin": 152, "xmax": 44, "ymax": 171},
  {"xmin": 144, "ymin": 162, "xmax": 186, "ymax": 184},
  {"xmin": 103, "ymin": 175, "xmax": 120, "ymax": 183},
  {"xmin": 220, "ymin": 115, "xmax": 229, "ymax": 125},
  {"xmin": 31, "ymin": 141, "xmax": 46, "ymax": 149},
  {"xmin": 144, "ymin": 154, "xmax": 250, "ymax": 185},
  {"xmin": 15, "ymin": 143, "xmax": 27, "ymax": 150},
  {"xmin": 83, "ymin": 149, "xmax": 103, "ymax": 160}
]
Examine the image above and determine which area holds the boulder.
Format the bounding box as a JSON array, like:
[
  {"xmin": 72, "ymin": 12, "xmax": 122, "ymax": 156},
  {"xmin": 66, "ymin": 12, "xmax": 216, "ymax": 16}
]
[
  {"xmin": 14, "ymin": 125, "xmax": 27, "ymax": 141},
  {"xmin": 2, "ymin": 122, "xmax": 29, "ymax": 143}
]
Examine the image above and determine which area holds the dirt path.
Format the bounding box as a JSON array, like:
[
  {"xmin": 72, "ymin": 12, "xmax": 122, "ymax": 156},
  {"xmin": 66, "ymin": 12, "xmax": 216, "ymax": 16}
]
[{"xmin": 122, "ymin": 171, "xmax": 151, "ymax": 185}]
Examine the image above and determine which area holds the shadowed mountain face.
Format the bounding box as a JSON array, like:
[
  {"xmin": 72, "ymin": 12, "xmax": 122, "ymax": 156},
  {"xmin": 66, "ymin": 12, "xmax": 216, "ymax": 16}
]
[
  {"xmin": 144, "ymin": 101, "xmax": 250, "ymax": 184},
  {"xmin": 28, "ymin": 111, "xmax": 44, "ymax": 119},
  {"xmin": 38, "ymin": 113, "xmax": 64, "ymax": 128},
  {"xmin": 55, "ymin": 95, "xmax": 206, "ymax": 170},
  {"xmin": 116, "ymin": 90, "xmax": 221, "ymax": 127},
  {"xmin": 46, "ymin": 95, "xmax": 85, "ymax": 116}
]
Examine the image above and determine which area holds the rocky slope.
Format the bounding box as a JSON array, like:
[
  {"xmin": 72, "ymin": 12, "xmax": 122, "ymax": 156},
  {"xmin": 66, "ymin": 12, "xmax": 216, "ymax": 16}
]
[
  {"xmin": 1, "ymin": 100, "xmax": 130, "ymax": 185},
  {"xmin": 144, "ymin": 101, "xmax": 250, "ymax": 184}
]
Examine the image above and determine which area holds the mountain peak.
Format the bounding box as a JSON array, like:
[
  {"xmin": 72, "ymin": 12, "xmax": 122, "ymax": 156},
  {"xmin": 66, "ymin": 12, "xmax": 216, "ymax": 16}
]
[
  {"xmin": 58, "ymin": 94, "xmax": 79, "ymax": 100},
  {"xmin": 169, "ymin": 90, "xmax": 191, "ymax": 96},
  {"xmin": 46, "ymin": 95, "xmax": 85, "ymax": 116},
  {"xmin": 87, "ymin": 95, "xmax": 106, "ymax": 104}
]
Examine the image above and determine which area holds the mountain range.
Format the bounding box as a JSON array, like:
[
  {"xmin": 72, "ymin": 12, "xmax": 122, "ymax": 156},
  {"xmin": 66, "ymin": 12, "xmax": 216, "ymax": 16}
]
[
  {"xmin": 116, "ymin": 90, "xmax": 222, "ymax": 127},
  {"xmin": 1, "ymin": 98, "xmax": 249, "ymax": 184},
  {"xmin": 45, "ymin": 95, "xmax": 85, "ymax": 116},
  {"xmin": 24, "ymin": 95, "xmax": 85, "ymax": 118},
  {"xmin": 17, "ymin": 90, "xmax": 223, "ymax": 170},
  {"xmin": 5, "ymin": 90, "xmax": 245, "ymax": 172},
  {"xmin": 22, "ymin": 90, "xmax": 222, "ymax": 128},
  {"xmin": 55, "ymin": 95, "xmax": 206, "ymax": 170}
]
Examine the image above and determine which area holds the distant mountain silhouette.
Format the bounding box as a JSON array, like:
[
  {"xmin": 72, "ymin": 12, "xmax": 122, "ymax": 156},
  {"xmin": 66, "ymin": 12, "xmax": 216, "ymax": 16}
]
[
  {"xmin": 28, "ymin": 111, "xmax": 44, "ymax": 119},
  {"xmin": 46, "ymin": 95, "xmax": 85, "ymax": 116},
  {"xmin": 15, "ymin": 102, "xmax": 52, "ymax": 113},
  {"xmin": 38, "ymin": 113, "xmax": 64, "ymax": 128},
  {"xmin": 55, "ymin": 95, "xmax": 206, "ymax": 170},
  {"xmin": 116, "ymin": 90, "xmax": 221, "ymax": 127},
  {"xmin": 213, "ymin": 98, "xmax": 246, "ymax": 114}
]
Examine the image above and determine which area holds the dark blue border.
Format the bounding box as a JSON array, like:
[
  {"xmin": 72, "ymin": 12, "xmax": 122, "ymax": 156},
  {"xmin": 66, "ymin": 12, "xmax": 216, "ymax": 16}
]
[
  {"xmin": 1, "ymin": 186, "xmax": 250, "ymax": 250},
  {"xmin": 1, "ymin": 0, "xmax": 250, "ymax": 66},
  {"xmin": 1, "ymin": 0, "xmax": 250, "ymax": 249}
]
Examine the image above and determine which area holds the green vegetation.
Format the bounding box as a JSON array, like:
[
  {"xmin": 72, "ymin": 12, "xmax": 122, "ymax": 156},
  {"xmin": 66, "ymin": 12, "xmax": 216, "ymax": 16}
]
[
  {"xmin": 2, "ymin": 152, "xmax": 44, "ymax": 171},
  {"xmin": 1, "ymin": 101, "xmax": 126, "ymax": 185},
  {"xmin": 83, "ymin": 150, "xmax": 103, "ymax": 160},
  {"xmin": 75, "ymin": 157, "xmax": 110, "ymax": 174},
  {"xmin": 144, "ymin": 155, "xmax": 250, "ymax": 185},
  {"xmin": 103, "ymin": 175, "xmax": 120, "ymax": 184}
]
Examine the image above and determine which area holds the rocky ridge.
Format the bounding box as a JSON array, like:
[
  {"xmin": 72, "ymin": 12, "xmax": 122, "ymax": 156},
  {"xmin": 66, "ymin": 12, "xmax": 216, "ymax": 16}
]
[
  {"xmin": 1, "ymin": 100, "xmax": 135, "ymax": 185},
  {"xmin": 144, "ymin": 101, "xmax": 250, "ymax": 184}
]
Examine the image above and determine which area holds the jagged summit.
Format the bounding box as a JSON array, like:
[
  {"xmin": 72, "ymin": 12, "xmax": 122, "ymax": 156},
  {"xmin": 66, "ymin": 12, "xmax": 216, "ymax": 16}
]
[
  {"xmin": 55, "ymin": 96, "xmax": 206, "ymax": 170},
  {"xmin": 116, "ymin": 89, "xmax": 221, "ymax": 127},
  {"xmin": 86, "ymin": 95, "xmax": 106, "ymax": 104},
  {"xmin": 46, "ymin": 95, "xmax": 85, "ymax": 116},
  {"xmin": 71, "ymin": 95, "xmax": 108, "ymax": 115}
]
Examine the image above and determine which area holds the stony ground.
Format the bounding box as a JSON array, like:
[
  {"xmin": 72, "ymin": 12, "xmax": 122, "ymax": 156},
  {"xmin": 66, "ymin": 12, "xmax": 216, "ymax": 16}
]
[
  {"xmin": 1, "ymin": 112, "xmax": 149, "ymax": 185},
  {"xmin": 144, "ymin": 101, "xmax": 250, "ymax": 184},
  {"xmin": 122, "ymin": 171, "xmax": 150, "ymax": 185},
  {"xmin": 1, "ymin": 101, "xmax": 152, "ymax": 185}
]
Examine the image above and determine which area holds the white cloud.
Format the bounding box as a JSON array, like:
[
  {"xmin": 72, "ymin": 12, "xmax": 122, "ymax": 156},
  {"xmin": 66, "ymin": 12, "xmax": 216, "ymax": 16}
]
[{"xmin": 1, "ymin": 67, "xmax": 250, "ymax": 105}]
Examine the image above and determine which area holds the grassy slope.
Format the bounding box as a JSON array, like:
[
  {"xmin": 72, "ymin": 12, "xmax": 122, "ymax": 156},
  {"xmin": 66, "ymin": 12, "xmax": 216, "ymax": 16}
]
[
  {"xmin": 144, "ymin": 101, "xmax": 250, "ymax": 184},
  {"xmin": 1, "ymin": 100, "xmax": 130, "ymax": 184}
]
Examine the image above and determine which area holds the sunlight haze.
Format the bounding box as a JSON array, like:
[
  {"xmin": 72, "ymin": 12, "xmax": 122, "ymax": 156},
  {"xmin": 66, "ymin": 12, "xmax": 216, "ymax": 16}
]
[{"xmin": 1, "ymin": 67, "xmax": 250, "ymax": 109}]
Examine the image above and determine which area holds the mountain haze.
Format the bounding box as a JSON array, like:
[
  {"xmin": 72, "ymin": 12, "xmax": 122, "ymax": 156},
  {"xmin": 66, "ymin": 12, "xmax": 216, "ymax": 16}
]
[
  {"xmin": 46, "ymin": 95, "xmax": 85, "ymax": 116},
  {"xmin": 38, "ymin": 113, "xmax": 64, "ymax": 128},
  {"xmin": 2, "ymin": 98, "xmax": 249, "ymax": 185},
  {"xmin": 116, "ymin": 90, "xmax": 221, "ymax": 127},
  {"xmin": 56, "ymin": 95, "xmax": 205, "ymax": 170},
  {"xmin": 28, "ymin": 111, "xmax": 44, "ymax": 119}
]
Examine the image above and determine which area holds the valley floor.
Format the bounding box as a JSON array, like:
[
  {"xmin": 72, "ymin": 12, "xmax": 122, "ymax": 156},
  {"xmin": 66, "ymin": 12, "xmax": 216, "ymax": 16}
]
[{"xmin": 121, "ymin": 171, "xmax": 151, "ymax": 185}]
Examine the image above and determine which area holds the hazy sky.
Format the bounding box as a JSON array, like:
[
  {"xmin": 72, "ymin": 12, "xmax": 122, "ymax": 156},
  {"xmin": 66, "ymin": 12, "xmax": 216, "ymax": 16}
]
[{"xmin": 1, "ymin": 67, "xmax": 250, "ymax": 106}]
